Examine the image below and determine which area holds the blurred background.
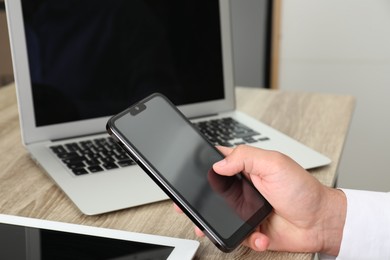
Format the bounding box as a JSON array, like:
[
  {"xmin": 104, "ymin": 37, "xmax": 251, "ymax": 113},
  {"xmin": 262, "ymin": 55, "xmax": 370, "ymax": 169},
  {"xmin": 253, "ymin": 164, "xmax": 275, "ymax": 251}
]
[{"xmin": 279, "ymin": 0, "xmax": 390, "ymax": 192}]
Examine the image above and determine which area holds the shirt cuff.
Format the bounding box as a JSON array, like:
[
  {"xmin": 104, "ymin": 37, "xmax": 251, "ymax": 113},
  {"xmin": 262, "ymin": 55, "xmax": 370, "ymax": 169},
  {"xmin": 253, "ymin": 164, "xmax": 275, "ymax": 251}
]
[{"xmin": 336, "ymin": 189, "xmax": 390, "ymax": 259}]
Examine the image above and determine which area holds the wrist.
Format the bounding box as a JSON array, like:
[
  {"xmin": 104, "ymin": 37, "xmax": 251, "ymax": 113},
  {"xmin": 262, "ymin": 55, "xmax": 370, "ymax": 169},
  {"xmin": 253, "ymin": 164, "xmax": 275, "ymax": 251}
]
[{"xmin": 319, "ymin": 187, "xmax": 347, "ymax": 256}]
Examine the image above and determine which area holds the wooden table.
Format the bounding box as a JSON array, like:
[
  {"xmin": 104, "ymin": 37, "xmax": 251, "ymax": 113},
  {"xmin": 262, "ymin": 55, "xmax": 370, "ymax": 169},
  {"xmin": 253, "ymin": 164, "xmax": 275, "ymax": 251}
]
[{"xmin": 0, "ymin": 83, "xmax": 355, "ymax": 259}]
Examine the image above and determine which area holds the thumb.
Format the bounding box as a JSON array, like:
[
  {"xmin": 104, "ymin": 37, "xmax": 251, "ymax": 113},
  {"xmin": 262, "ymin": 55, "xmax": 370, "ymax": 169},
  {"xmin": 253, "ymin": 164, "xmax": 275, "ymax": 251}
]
[{"xmin": 213, "ymin": 145, "xmax": 256, "ymax": 177}]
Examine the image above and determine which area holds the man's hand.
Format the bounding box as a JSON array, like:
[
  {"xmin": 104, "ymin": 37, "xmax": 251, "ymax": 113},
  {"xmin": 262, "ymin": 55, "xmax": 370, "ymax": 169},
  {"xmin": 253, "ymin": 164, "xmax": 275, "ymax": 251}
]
[{"xmin": 212, "ymin": 145, "xmax": 346, "ymax": 256}]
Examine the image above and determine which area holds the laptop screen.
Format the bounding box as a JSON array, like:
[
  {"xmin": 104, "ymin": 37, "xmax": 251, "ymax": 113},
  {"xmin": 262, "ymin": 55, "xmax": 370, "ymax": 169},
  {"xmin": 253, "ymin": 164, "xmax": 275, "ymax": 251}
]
[{"xmin": 21, "ymin": 0, "xmax": 225, "ymax": 127}]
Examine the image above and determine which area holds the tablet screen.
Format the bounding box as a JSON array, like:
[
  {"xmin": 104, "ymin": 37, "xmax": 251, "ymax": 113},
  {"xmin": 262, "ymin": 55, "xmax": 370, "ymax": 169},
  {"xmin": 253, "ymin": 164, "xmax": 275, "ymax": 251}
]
[{"xmin": 0, "ymin": 222, "xmax": 174, "ymax": 259}]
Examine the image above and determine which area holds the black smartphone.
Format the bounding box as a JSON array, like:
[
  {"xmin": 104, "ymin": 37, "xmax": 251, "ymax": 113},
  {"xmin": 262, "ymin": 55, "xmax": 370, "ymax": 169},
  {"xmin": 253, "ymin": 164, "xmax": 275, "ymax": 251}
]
[{"xmin": 106, "ymin": 93, "xmax": 272, "ymax": 252}]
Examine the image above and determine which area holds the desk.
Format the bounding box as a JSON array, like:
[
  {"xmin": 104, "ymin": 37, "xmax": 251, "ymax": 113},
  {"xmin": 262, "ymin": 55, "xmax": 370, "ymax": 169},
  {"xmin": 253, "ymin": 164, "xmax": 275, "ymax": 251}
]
[{"xmin": 0, "ymin": 83, "xmax": 354, "ymax": 259}]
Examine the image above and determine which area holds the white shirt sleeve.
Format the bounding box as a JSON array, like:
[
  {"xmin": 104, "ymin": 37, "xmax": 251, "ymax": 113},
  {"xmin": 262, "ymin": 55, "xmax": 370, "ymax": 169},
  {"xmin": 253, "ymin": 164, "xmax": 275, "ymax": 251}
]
[{"xmin": 334, "ymin": 189, "xmax": 390, "ymax": 259}]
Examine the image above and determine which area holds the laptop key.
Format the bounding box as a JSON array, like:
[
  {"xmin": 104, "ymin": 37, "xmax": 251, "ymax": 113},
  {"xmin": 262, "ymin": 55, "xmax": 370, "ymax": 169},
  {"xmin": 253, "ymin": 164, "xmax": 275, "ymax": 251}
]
[
  {"xmin": 66, "ymin": 161, "xmax": 85, "ymax": 169},
  {"xmin": 88, "ymin": 165, "xmax": 104, "ymax": 173},
  {"xmin": 117, "ymin": 160, "xmax": 135, "ymax": 167},
  {"xmin": 50, "ymin": 145, "xmax": 66, "ymax": 154},
  {"xmin": 234, "ymin": 131, "xmax": 260, "ymax": 139},
  {"xmin": 56, "ymin": 152, "xmax": 79, "ymax": 160},
  {"xmin": 103, "ymin": 162, "xmax": 118, "ymax": 170},
  {"xmin": 243, "ymin": 137, "xmax": 258, "ymax": 143},
  {"xmin": 62, "ymin": 156, "xmax": 86, "ymax": 164},
  {"xmin": 85, "ymin": 159, "xmax": 100, "ymax": 166},
  {"xmin": 72, "ymin": 168, "xmax": 88, "ymax": 176}
]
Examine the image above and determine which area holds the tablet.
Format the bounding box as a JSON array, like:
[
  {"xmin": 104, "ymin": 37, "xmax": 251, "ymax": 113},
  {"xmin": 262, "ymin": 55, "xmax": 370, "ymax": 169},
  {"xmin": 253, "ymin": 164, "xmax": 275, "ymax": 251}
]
[{"xmin": 0, "ymin": 214, "xmax": 199, "ymax": 259}]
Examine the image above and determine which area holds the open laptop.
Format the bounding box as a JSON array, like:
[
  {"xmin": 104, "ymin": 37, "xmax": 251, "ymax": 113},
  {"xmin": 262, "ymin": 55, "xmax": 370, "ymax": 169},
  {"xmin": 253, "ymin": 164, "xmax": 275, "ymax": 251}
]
[{"xmin": 6, "ymin": 0, "xmax": 330, "ymax": 215}]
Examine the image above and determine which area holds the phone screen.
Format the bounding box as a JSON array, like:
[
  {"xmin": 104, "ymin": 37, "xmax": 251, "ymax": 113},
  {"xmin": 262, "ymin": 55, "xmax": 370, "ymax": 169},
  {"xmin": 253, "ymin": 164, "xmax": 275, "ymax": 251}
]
[{"xmin": 108, "ymin": 94, "xmax": 272, "ymax": 251}]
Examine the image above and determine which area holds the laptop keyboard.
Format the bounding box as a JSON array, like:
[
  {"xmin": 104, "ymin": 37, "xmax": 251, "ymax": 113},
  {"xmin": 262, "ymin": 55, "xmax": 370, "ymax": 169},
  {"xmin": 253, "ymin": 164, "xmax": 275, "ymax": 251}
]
[
  {"xmin": 193, "ymin": 117, "xmax": 269, "ymax": 147},
  {"xmin": 50, "ymin": 138, "xmax": 136, "ymax": 176},
  {"xmin": 50, "ymin": 117, "xmax": 269, "ymax": 176}
]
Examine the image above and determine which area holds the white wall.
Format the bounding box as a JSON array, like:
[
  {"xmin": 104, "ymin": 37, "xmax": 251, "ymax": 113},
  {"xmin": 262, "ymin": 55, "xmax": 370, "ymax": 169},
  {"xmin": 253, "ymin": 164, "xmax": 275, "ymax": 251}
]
[{"xmin": 279, "ymin": 0, "xmax": 390, "ymax": 191}]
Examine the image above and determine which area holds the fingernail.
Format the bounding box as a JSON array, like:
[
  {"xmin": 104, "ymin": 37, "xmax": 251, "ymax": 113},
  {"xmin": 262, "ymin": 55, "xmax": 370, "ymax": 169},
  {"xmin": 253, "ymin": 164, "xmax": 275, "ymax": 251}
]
[
  {"xmin": 214, "ymin": 159, "xmax": 227, "ymax": 167},
  {"xmin": 255, "ymin": 238, "xmax": 262, "ymax": 250}
]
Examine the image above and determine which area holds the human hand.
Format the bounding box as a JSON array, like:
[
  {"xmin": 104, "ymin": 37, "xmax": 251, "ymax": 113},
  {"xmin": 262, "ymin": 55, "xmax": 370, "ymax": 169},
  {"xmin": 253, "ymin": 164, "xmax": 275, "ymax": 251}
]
[
  {"xmin": 206, "ymin": 167, "xmax": 267, "ymax": 223},
  {"xmin": 211, "ymin": 145, "xmax": 346, "ymax": 256}
]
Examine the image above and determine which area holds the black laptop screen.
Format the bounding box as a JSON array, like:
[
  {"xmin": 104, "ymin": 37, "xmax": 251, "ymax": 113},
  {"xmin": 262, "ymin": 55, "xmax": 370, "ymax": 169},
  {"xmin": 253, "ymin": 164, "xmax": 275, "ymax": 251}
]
[{"xmin": 21, "ymin": 0, "xmax": 225, "ymax": 127}]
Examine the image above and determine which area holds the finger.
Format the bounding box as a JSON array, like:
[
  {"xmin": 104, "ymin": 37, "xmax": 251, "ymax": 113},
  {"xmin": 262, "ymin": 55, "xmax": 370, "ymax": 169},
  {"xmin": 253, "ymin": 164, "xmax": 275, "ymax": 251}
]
[
  {"xmin": 173, "ymin": 203, "xmax": 183, "ymax": 213},
  {"xmin": 194, "ymin": 226, "xmax": 205, "ymax": 237},
  {"xmin": 243, "ymin": 231, "xmax": 270, "ymax": 252},
  {"xmin": 213, "ymin": 145, "xmax": 285, "ymax": 178},
  {"xmin": 213, "ymin": 145, "xmax": 255, "ymax": 176}
]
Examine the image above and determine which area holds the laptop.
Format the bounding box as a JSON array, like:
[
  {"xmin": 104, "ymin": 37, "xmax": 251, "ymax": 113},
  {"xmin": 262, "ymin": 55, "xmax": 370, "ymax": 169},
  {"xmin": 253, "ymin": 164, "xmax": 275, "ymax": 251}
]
[{"xmin": 5, "ymin": 0, "xmax": 331, "ymax": 215}]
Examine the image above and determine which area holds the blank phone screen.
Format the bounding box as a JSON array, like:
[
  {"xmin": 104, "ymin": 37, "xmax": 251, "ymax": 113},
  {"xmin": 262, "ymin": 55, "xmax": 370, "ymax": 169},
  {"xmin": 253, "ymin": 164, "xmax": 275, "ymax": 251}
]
[{"xmin": 113, "ymin": 95, "xmax": 271, "ymax": 244}]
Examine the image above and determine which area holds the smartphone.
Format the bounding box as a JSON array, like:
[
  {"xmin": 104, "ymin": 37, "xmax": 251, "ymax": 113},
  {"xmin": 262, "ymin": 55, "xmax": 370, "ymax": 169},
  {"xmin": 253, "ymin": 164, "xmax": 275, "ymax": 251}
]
[{"xmin": 106, "ymin": 93, "xmax": 272, "ymax": 252}]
